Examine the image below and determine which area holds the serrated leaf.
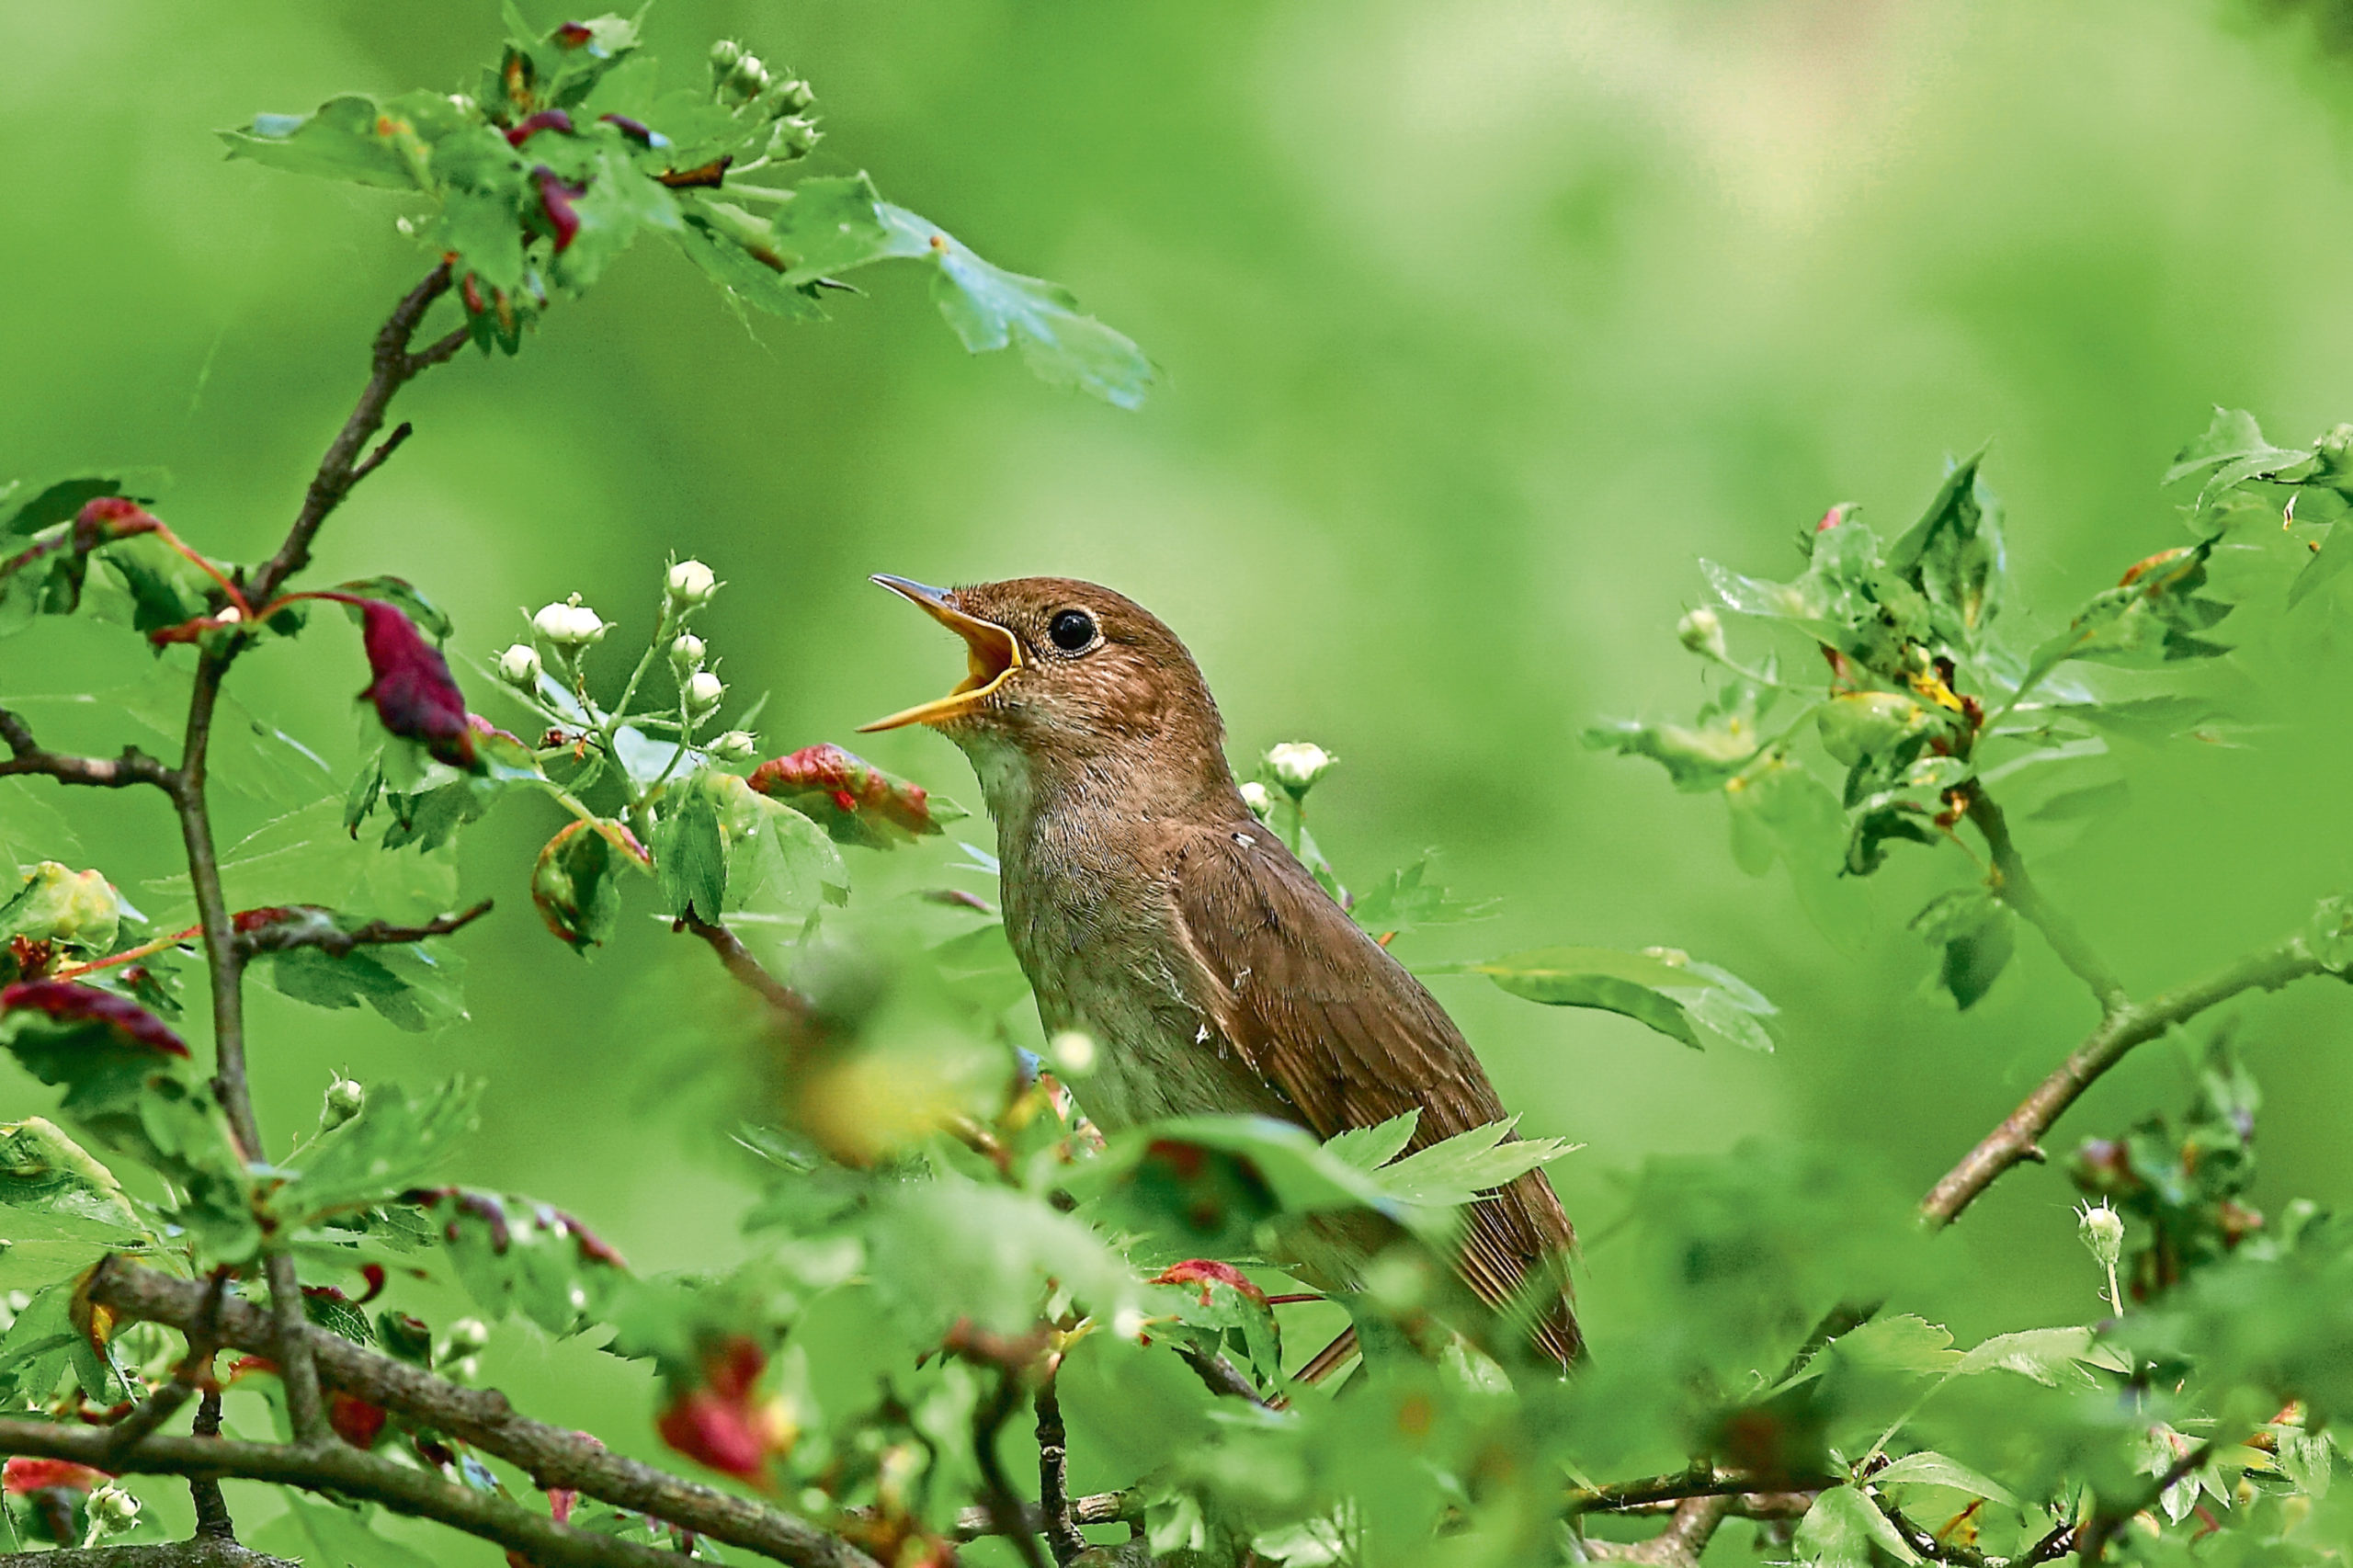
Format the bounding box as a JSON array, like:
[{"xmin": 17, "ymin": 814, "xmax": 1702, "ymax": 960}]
[
  {"xmin": 271, "ymin": 1080, "xmax": 481, "ymax": 1228},
  {"xmin": 265, "ymin": 942, "xmax": 466, "ymax": 1033},
  {"xmin": 1451, "ymin": 946, "xmax": 1777, "ymax": 1052},
  {"xmin": 1323, "ymin": 1111, "xmax": 1419, "ymax": 1174},
  {"xmin": 1347, "ymin": 855, "xmax": 1496, "ymax": 939},
  {"xmin": 1886, "ymin": 446, "xmax": 2004, "ymax": 645},
  {"xmin": 1951, "ymin": 1325, "xmax": 2111, "ymax": 1385},
  {"xmin": 2166, "ymin": 406, "xmax": 2314, "ymax": 510},
  {"xmin": 652, "ymin": 788, "xmax": 728, "ymax": 923},
  {"xmin": 877, "ymin": 203, "xmax": 1154, "ymax": 409},
  {"xmin": 221, "ymin": 95, "xmax": 422, "ymax": 189},
  {"xmin": 1909, "ymin": 888, "xmax": 2015, "ymax": 1010},
  {"xmin": 1369, "ymin": 1119, "xmax": 1576, "ymax": 1210},
  {"xmin": 407, "ymin": 1187, "xmax": 630, "ymax": 1335},
  {"xmin": 1872, "ymin": 1449, "xmax": 2018, "ymax": 1506},
  {"xmin": 1794, "ymin": 1484, "xmax": 1919, "ymax": 1566}
]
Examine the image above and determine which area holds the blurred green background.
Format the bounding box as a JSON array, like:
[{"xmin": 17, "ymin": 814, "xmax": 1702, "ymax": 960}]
[{"xmin": 12, "ymin": 0, "xmax": 2353, "ymax": 1551}]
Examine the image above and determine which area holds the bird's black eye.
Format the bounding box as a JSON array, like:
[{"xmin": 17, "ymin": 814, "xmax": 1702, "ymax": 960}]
[{"xmin": 1048, "ymin": 608, "xmax": 1097, "ymax": 652}]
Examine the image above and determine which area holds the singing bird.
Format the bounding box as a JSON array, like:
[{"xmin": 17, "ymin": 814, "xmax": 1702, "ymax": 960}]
[{"xmin": 861, "ymin": 574, "xmax": 1580, "ymax": 1369}]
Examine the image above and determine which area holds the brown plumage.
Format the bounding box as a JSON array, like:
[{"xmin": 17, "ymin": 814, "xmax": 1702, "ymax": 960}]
[{"xmin": 862, "ymin": 574, "xmax": 1580, "ymax": 1367}]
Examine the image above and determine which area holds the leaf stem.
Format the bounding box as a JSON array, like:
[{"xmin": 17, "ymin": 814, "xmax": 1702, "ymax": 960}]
[{"xmin": 1960, "ymin": 784, "xmax": 2128, "ymax": 1015}]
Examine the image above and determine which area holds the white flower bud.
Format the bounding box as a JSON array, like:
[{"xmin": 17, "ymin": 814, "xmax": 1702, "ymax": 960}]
[
  {"xmin": 1049, "ymin": 1029, "xmax": 1097, "ymax": 1077},
  {"xmin": 1677, "ymin": 607, "xmax": 1728, "ymax": 661},
  {"xmin": 669, "ymin": 633, "xmax": 707, "ymax": 673},
  {"xmin": 563, "ymin": 605, "xmax": 608, "ymax": 644},
  {"xmin": 215, "ymin": 605, "xmax": 243, "ymax": 625},
  {"xmin": 1112, "ymin": 1306, "xmax": 1149, "ymax": 1342},
  {"xmin": 497, "ymin": 643, "xmax": 542, "ymax": 687},
  {"xmin": 2077, "ymin": 1199, "xmax": 2126, "ymax": 1272},
  {"xmin": 322, "ymin": 1077, "xmax": 366, "ymax": 1130},
  {"xmin": 1238, "ymin": 780, "xmax": 1274, "ymax": 821},
  {"xmin": 445, "ymin": 1317, "xmax": 491, "ymax": 1355},
  {"xmin": 87, "ymin": 1484, "xmax": 140, "ymax": 1534},
  {"xmin": 686, "ymin": 670, "xmax": 725, "ymax": 715},
  {"xmin": 1264, "ymin": 741, "xmax": 1336, "ymax": 795},
  {"xmin": 665, "ymin": 559, "xmax": 720, "ymax": 608},
  {"xmin": 709, "ymin": 730, "xmax": 758, "ymax": 761},
  {"xmin": 534, "ymin": 596, "xmax": 607, "ymax": 647}
]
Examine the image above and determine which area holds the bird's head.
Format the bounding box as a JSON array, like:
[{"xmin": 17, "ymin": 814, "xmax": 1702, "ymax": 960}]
[{"xmin": 859, "ymin": 574, "xmax": 1234, "ymax": 810}]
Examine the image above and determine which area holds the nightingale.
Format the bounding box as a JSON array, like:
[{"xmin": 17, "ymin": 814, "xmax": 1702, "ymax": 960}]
[{"xmin": 861, "ymin": 574, "xmax": 1580, "ymax": 1368}]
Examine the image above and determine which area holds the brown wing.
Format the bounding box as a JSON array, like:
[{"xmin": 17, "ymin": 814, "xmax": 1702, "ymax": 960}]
[{"xmin": 1162, "ymin": 819, "xmax": 1580, "ymax": 1365}]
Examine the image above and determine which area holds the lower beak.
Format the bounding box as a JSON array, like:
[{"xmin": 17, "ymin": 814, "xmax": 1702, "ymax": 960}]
[{"xmin": 858, "ymin": 574, "xmax": 1025, "ymax": 733}]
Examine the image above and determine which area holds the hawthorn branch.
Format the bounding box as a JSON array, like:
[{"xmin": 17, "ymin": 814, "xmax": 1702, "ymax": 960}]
[
  {"xmin": 1579, "ymin": 1495, "xmax": 1733, "ymax": 1565},
  {"xmin": 0, "ymin": 1417, "xmax": 721, "ymax": 1568},
  {"xmin": 233, "ymin": 900, "xmax": 494, "ymax": 959},
  {"xmin": 679, "ymin": 915, "xmax": 824, "ymax": 1035},
  {"xmin": 971, "ymin": 1369, "xmax": 1049, "ymax": 1568},
  {"xmin": 82, "ymin": 1259, "xmax": 880, "ymax": 1568},
  {"xmin": 1961, "ymin": 787, "xmax": 2127, "ymax": 1016},
  {"xmin": 102, "ymin": 1271, "xmax": 231, "ymax": 1460},
  {"xmin": 1033, "ymin": 1370, "xmax": 1086, "ymax": 1565},
  {"xmin": 2075, "ymin": 1439, "xmax": 2217, "ymax": 1562},
  {"xmin": 248, "ymin": 262, "xmax": 460, "ymax": 606},
  {"xmin": 0, "ymin": 708, "xmax": 172, "ymax": 791},
  {"xmin": 1566, "ymin": 1465, "xmax": 1835, "ymax": 1515},
  {"xmin": 1921, "ymin": 928, "xmax": 2325, "ymax": 1226},
  {"xmin": 0, "ymin": 1541, "xmax": 297, "ymax": 1568}
]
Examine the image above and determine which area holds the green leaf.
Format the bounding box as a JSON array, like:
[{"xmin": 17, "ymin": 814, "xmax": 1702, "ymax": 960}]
[
  {"xmin": 1585, "ymin": 712, "xmax": 1762, "ymax": 793},
  {"xmin": 270, "ymin": 1080, "xmax": 481, "ymax": 1229},
  {"xmin": 1, "ymin": 472, "xmax": 169, "ymax": 542},
  {"xmin": 407, "ymin": 1187, "xmax": 630, "ymax": 1335},
  {"xmin": 877, "ymin": 203, "xmax": 1154, "ymax": 409},
  {"xmin": 1872, "ymin": 1449, "xmax": 2019, "ymax": 1506},
  {"xmin": 1453, "ymin": 945, "xmax": 1777, "ymax": 1052},
  {"xmin": 0, "ymin": 862, "xmax": 121, "ymax": 955},
  {"xmin": 250, "ymin": 1496, "xmax": 440, "ymax": 1568},
  {"xmin": 2165, "ymin": 406, "xmax": 2314, "ymax": 511},
  {"xmin": 0, "ymin": 1118, "xmax": 146, "ymax": 1240},
  {"xmin": 2019, "ymin": 539, "xmax": 2234, "ymax": 702},
  {"xmin": 266, "ymin": 942, "xmax": 467, "ymax": 1033},
  {"xmin": 712, "ymin": 777, "xmax": 847, "ymax": 916},
  {"xmin": 1323, "ymin": 1111, "xmax": 1420, "ymax": 1174},
  {"xmin": 1951, "ymin": 1325, "xmax": 2119, "ymax": 1385},
  {"xmin": 1794, "ymin": 1484, "xmax": 1919, "ymax": 1567},
  {"xmin": 221, "ymin": 96, "xmax": 423, "ymax": 189},
  {"xmin": 1368, "ymin": 1119, "xmax": 1576, "ymax": 1209},
  {"xmin": 530, "ymin": 817, "xmax": 646, "ymax": 951},
  {"xmin": 1886, "ymin": 446, "xmax": 2004, "ymax": 645},
  {"xmin": 1347, "ymin": 855, "xmax": 1496, "ymax": 939},
  {"xmin": 1909, "ymin": 888, "xmax": 2015, "ymax": 1010},
  {"xmin": 866, "ymin": 1172, "xmax": 1143, "ymax": 1336},
  {"xmin": 928, "ymin": 922, "xmax": 1032, "ymax": 1017},
  {"xmin": 652, "ymin": 785, "xmax": 729, "ymax": 922},
  {"xmin": 1824, "ymin": 1314, "xmax": 1961, "ymax": 1379}
]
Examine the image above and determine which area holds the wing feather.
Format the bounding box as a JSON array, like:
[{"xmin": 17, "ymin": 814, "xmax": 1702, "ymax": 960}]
[{"xmin": 1163, "ymin": 821, "xmax": 1580, "ymax": 1364}]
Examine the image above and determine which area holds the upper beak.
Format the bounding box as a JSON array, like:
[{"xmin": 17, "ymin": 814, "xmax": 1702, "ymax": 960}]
[{"xmin": 858, "ymin": 574, "xmax": 1026, "ymax": 733}]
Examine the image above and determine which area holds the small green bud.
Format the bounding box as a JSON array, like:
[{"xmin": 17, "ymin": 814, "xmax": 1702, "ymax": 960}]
[
  {"xmin": 709, "ymin": 39, "xmax": 744, "ymax": 70},
  {"xmin": 87, "ymin": 1484, "xmax": 140, "ymax": 1535},
  {"xmin": 1676, "ymin": 607, "xmax": 1728, "ymax": 661},
  {"xmin": 665, "ymin": 559, "xmax": 720, "ymax": 608},
  {"xmin": 322, "ymin": 1077, "xmax": 366, "ymax": 1131},
  {"xmin": 685, "ymin": 670, "xmax": 726, "ymax": 717},
  {"xmin": 669, "ymin": 633, "xmax": 707, "ymax": 673},
  {"xmin": 1263, "ymin": 741, "xmax": 1335, "ymax": 796},
  {"xmin": 708, "ymin": 729, "xmax": 758, "ymax": 761},
  {"xmin": 1238, "ymin": 780, "xmax": 1274, "ymax": 821},
  {"xmin": 776, "ymin": 77, "xmax": 816, "ymax": 112},
  {"xmin": 497, "ymin": 642, "xmax": 542, "ymax": 687},
  {"xmin": 2077, "ymin": 1199, "xmax": 2125, "ymax": 1272}
]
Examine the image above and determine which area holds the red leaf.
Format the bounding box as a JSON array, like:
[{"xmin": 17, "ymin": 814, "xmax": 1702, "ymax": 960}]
[
  {"xmin": 3, "ymin": 1458, "xmax": 108, "ymax": 1494},
  {"xmin": 0, "ymin": 980, "xmax": 189, "ymax": 1057},
  {"xmin": 533, "ymin": 166, "xmax": 585, "ymax": 252},
  {"xmin": 71, "ymin": 497, "xmax": 159, "ymax": 551},
  {"xmin": 328, "ymin": 1392, "xmax": 388, "ymax": 1449},
  {"xmin": 505, "ymin": 109, "xmax": 574, "ymax": 147},
  {"xmin": 747, "ymin": 744, "xmax": 945, "ymax": 842},
  {"xmin": 1152, "ymin": 1258, "xmax": 1269, "ymax": 1309},
  {"xmin": 656, "ymin": 1337, "xmax": 789, "ymax": 1481},
  {"xmin": 357, "ymin": 600, "xmax": 477, "ymax": 769}
]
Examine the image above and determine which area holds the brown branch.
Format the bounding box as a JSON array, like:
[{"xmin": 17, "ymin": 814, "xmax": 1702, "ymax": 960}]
[
  {"xmin": 1962, "ymin": 787, "xmax": 2128, "ymax": 1015},
  {"xmin": 2075, "ymin": 1439, "xmax": 2216, "ymax": 1562},
  {"xmin": 234, "ymin": 899, "xmax": 494, "ymax": 959},
  {"xmin": 1580, "ymin": 1495, "xmax": 1733, "ymax": 1565},
  {"xmin": 1173, "ymin": 1343, "xmax": 1274, "ymax": 1409},
  {"xmin": 0, "ymin": 708, "xmax": 172, "ymax": 791},
  {"xmin": 248, "ymin": 262, "xmax": 458, "ymax": 606},
  {"xmin": 103, "ymin": 1272, "xmax": 231, "ymax": 1460},
  {"xmin": 0, "ymin": 1540, "xmax": 297, "ymax": 1567},
  {"xmin": 0, "ymin": 1416, "xmax": 721, "ymax": 1568},
  {"xmin": 1033, "ymin": 1370, "xmax": 1086, "ymax": 1565},
  {"xmin": 952, "ymin": 1492, "xmax": 1140, "ymax": 1540},
  {"xmin": 679, "ymin": 915, "xmax": 823, "ymax": 1032},
  {"xmin": 187, "ymin": 1387, "xmax": 233, "ymax": 1542},
  {"xmin": 970, "ymin": 1369, "xmax": 1049, "ymax": 1568},
  {"xmin": 1567, "ymin": 1464, "xmax": 1836, "ymax": 1515},
  {"xmin": 1921, "ymin": 929, "xmax": 2324, "ymax": 1225},
  {"xmin": 83, "ymin": 1259, "xmax": 879, "ymax": 1568}
]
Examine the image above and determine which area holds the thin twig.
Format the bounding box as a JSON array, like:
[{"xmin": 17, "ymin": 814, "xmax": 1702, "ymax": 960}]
[
  {"xmin": 0, "ymin": 708, "xmax": 172, "ymax": 791},
  {"xmin": 1961, "ymin": 787, "xmax": 2128, "ymax": 1015},
  {"xmin": 1033, "ymin": 1369, "xmax": 1086, "ymax": 1565},
  {"xmin": 1173, "ymin": 1344, "xmax": 1274, "ymax": 1410},
  {"xmin": 1579, "ymin": 1494, "xmax": 1734, "ymax": 1564},
  {"xmin": 188, "ymin": 1387, "xmax": 233, "ymax": 1542},
  {"xmin": 233, "ymin": 899, "xmax": 494, "ymax": 959},
  {"xmin": 1921, "ymin": 930, "xmax": 2324, "ymax": 1226},
  {"xmin": 970, "ymin": 1369, "xmax": 1049, "ymax": 1568},
  {"xmin": 81, "ymin": 1259, "xmax": 878, "ymax": 1568},
  {"xmin": 2074, "ymin": 1440, "xmax": 2215, "ymax": 1562},
  {"xmin": 952, "ymin": 1491, "xmax": 1141, "ymax": 1540},
  {"xmin": 345, "ymin": 421, "xmax": 414, "ymax": 490},
  {"xmin": 678, "ymin": 914, "xmax": 823, "ymax": 1033}
]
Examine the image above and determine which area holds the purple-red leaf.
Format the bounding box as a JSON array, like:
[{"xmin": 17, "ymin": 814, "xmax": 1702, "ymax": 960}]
[
  {"xmin": 746, "ymin": 744, "xmax": 956, "ymax": 847},
  {"xmin": 533, "ymin": 166, "xmax": 585, "ymax": 253},
  {"xmin": 505, "ymin": 109, "xmax": 574, "ymax": 147},
  {"xmin": 0, "ymin": 980, "xmax": 189, "ymax": 1058},
  {"xmin": 357, "ymin": 599, "xmax": 478, "ymax": 769}
]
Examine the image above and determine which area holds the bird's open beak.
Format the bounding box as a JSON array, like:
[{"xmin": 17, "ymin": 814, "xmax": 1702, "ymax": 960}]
[{"xmin": 858, "ymin": 574, "xmax": 1026, "ymax": 733}]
